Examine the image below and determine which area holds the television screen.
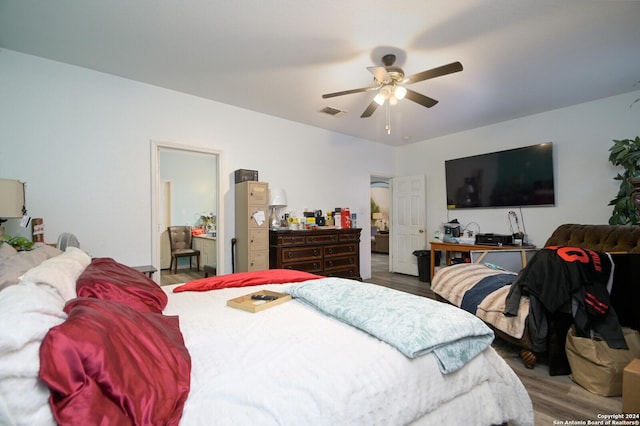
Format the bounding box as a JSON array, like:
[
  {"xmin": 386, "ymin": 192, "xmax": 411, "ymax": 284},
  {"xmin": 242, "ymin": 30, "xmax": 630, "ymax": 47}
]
[{"xmin": 445, "ymin": 143, "xmax": 555, "ymax": 209}]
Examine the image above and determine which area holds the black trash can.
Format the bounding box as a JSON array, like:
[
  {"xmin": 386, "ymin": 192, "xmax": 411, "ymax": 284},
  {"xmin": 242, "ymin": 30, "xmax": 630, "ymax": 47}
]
[{"xmin": 413, "ymin": 250, "xmax": 431, "ymax": 282}]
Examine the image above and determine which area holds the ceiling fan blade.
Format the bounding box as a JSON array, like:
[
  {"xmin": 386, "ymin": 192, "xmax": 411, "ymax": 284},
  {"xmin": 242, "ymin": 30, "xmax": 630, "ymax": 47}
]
[
  {"xmin": 404, "ymin": 61, "xmax": 463, "ymax": 84},
  {"xmin": 361, "ymin": 100, "xmax": 380, "ymax": 118},
  {"xmin": 367, "ymin": 66, "xmax": 391, "ymax": 84},
  {"xmin": 405, "ymin": 89, "xmax": 439, "ymax": 108},
  {"xmin": 322, "ymin": 86, "xmax": 378, "ymax": 99}
]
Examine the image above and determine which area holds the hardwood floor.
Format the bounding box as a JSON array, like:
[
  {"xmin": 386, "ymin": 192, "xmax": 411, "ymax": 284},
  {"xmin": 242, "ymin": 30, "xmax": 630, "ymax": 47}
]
[
  {"xmin": 161, "ymin": 254, "xmax": 624, "ymax": 424},
  {"xmin": 366, "ymin": 252, "xmax": 623, "ymax": 425},
  {"xmin": 364, "ymin": 252, "xmax": 436, "ymax": 298},
  {"xmin": 160, "ymin": 268, "xmax": 204, "ymax": 286}
]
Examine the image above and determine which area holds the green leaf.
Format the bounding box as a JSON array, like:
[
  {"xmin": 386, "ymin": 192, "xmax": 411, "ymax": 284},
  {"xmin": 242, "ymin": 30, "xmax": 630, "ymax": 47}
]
[{"xmin": 608, "ymin": 136, "xmax": 640, "ymax": 225}]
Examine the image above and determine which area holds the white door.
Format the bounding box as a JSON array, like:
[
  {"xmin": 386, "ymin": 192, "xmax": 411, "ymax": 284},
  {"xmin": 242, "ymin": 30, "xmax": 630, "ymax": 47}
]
[{"xmin": 391, "ymin": 175, "xmax": 427, "ymax": 275}]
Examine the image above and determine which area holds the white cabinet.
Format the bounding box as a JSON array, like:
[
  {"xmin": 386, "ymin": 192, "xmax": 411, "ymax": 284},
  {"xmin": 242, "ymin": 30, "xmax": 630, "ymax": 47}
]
[{"xmin": 193, "ymin": 235, "xmax": 217, "ymax": 270}]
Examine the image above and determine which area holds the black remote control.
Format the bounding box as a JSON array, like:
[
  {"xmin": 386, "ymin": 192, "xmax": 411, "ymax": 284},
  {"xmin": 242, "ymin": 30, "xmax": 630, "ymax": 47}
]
[{"xmin": 251, "ymin": 294, "xmax": 278, "ymax": 301}]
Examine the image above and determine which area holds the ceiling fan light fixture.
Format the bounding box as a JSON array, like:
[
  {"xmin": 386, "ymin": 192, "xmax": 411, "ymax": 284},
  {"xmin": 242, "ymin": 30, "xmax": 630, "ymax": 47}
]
[
  {"xmin": 394, "ymin": 85, "xmax": 407, "ymax": 100},
  {"xmin": 374, "ymin": 85, "xmax": 393, "ymax": 105}
]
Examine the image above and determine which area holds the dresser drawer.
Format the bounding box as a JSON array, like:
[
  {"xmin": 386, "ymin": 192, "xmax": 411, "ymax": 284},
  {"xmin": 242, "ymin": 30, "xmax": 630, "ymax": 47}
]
[
  {"xmin": 339, "ymin": 233, "xmax": 360, "ymax": 242},
  {"xmin": 324, "ymin": 266, "xmax": 359, "ymax": 279},
  {"xmin": 282, "ymin": 260, "xmax": 323, "ymax": 274},
  {"xmin": 248, "ymin": 206, "xmax": 269, "ymax": 229},
  {"xmin": 249, "ymin": 229, "xmax": 269, "ymax": 250},
  {"xmin": 324, "ymin": 255, "xmax": 357, "ymax": 270},
  {"xmin": 274, "ymin": 235, "xmax": 306, "ymax": 245},
  {"xmin": 248, "ymin": 250, "xmax": 269, "ymax": 271},
  {"xmin": 306, "ymin": 234, "xmax": 338, "ymax": 244},
  {"xmin": 280, "ymin": 246, "xmax": 322, "ymax": 263},
  {"xmin": 247, "ymin": 182, "xmax": 269, "ymax": 205},
  {"xmin": 324, "ymin": 243, "xmax": 357, "ymax": 258}
]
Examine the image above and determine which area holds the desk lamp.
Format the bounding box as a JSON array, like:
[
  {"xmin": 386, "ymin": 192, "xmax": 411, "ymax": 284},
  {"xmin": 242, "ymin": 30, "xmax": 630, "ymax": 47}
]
[
  {"xmin": 372, "ymin": 212, "xmax": 383, "ymax": 230},
  {"xmin": 0, "ymin": 179, "xmax": 25, "ymax": 237},
  {"xmin": 268, "ymin": 188, "xmax": 287, "ymax": 229}
]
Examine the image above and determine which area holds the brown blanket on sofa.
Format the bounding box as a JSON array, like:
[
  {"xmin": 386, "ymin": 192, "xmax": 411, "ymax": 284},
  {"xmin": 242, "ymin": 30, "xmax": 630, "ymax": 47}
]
[{"xmin": 544, "ymin": 224, "xmax": 640, "ymax": 253}]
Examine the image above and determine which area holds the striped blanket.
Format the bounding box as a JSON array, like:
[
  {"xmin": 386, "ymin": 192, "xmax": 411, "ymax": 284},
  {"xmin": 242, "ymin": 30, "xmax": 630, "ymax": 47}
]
[{"xmin": 431, "ymin": 264, "xmax": 529, "ymax": 339}]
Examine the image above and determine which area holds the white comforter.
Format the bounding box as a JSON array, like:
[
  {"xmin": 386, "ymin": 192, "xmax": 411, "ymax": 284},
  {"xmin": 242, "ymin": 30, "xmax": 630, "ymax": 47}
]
[{"xmin": 164, "ymin": 282, "xmax": 533, "ymax": 426}]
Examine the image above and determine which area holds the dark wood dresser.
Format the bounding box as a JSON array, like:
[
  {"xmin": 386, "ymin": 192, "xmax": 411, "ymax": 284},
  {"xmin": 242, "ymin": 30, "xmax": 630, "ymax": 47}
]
[{"xmin": 269, "ymin": 228, "xmax": 361, "ymax": 280}]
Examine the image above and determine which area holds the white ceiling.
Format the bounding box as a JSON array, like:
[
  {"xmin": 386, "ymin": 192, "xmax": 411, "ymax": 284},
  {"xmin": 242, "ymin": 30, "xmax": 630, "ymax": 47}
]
[{"xmin": 1, "ymin": 0, "xmax": 639, "ymax": 146}]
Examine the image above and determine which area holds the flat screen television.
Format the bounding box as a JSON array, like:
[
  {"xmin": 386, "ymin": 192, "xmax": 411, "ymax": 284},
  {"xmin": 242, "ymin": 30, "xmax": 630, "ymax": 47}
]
[{"xmin": 445, "ymin": 143, "xmax": 555, "ymax": 209}]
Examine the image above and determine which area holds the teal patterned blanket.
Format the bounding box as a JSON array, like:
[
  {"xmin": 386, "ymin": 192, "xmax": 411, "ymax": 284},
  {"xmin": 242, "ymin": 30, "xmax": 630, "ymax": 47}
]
[{"xmin": 286, "ymin": 278, "xmax": 494, "ymax": 373}]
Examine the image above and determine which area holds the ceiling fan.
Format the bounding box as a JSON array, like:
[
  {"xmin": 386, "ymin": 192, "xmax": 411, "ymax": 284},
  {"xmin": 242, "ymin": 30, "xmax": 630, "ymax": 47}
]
[{"xmin": 322, "ymin": 54, "xmax": 463, "ymax": 118}]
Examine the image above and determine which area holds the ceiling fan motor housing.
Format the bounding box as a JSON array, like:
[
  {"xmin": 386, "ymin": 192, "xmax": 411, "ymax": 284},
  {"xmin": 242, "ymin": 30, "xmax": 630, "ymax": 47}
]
[
  {"xmin": 377, "ymin": 54, "xmax": 404, "ymax": 84},
  {"xmin": 381, "ymin": 67, "xmax": 404, "ymax": 84},
  {"xmin": 381, "ymin": 54, "xmax": 396, "ymax": 66}
]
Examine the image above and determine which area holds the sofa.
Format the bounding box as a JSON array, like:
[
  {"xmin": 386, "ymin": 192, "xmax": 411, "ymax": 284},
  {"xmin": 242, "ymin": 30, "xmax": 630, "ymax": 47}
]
[{"xmin": 372, "ymin": 231, "xmax": 389, "ymax": 254}]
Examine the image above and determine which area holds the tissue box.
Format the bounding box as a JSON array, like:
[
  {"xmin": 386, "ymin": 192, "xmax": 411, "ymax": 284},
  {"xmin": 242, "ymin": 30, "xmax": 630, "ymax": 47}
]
[{"xmin": 623, "ymin": 358, "xmax": 640, "ymax": 414}]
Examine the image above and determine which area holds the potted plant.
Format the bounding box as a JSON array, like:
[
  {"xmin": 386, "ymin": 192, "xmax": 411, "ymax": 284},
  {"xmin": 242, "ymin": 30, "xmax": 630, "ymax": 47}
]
[
  {"xmin": 608, "ymin": 136, "xmax": 640, "ymax": 225},
  {"xmin": 0, "ymin": 235, "xmax": 35, "ymax": 251}
]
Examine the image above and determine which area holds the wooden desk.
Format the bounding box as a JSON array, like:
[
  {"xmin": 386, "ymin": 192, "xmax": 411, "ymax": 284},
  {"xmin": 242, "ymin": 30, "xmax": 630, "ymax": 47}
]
[
  {"xmin": 193, "ymin": 235, "xmax": 217, "ymax": 271},
  {"xmin": 429, "ymin": 241, "xmax": 530, "ymax": 280}
]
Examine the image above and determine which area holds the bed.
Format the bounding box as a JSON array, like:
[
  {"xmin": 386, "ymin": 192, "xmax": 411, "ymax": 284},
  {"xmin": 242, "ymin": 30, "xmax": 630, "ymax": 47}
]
[
  {"xmin": 0, "ymin": 240, "xmax": 533, "ymax": 425},
  {"xmin": 431, "ymin": 223, "xmax": 640, "ymax": 372}
]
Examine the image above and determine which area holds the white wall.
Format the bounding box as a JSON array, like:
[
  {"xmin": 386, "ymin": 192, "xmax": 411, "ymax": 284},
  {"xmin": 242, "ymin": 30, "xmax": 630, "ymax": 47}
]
[
  {"xmin": 2, "ymin": 49, "xmax": 639, "ymax": 278},
  {"xmin": 0, "ymin": 50, "xmax": 395, "ymax": 278},
  {"xmin": 159, "ymin": 149, "xmax": 217, "ymax": 227},
  {"xmin": 397, "ymin": 89, "xmax": 640, "ymax": 247}
]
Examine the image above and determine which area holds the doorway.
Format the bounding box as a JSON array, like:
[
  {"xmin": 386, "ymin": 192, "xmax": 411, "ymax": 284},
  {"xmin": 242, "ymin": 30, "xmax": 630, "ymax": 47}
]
[
  {"xmin": 370, "ymin": 174, "xmax": 427, "ymax": 279},
  {"xmin": 370, "ymin": 176, "xmax": 391, "ymax": 272},
  {"xmin": 151, "ymin": 141, "xmax": 223, "ymax": 283}
]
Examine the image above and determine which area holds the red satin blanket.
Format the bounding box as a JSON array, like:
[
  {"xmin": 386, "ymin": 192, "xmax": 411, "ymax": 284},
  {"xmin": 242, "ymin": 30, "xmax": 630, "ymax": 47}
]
[
  {"xmin": 173, "ymin": 269, "xmax": 323, "ymax": 293},
  {"xmin": 39, "ymin": 258, "xmax": 191, "ymax": 425},
  {"xmin": 39, "ymin": 298, "xmax": 191, "ymax": 425}
]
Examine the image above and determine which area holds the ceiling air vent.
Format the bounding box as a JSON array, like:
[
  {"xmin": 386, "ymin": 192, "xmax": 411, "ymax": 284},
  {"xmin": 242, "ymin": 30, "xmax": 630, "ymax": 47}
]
[{"xmin": 320, "ymin": 106, "xmax": 346, "ymax": 117}]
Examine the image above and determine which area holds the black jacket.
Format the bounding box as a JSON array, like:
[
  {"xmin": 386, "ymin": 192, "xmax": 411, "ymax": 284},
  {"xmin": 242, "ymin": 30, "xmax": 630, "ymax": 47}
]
[{"xmin": 504, "ymin": 247, "xmax": 627, "ymax": 350}]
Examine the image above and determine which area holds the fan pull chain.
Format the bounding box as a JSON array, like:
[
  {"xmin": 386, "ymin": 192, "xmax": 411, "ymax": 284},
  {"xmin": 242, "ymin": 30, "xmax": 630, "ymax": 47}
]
[{"xmin": 385, "ymin": 100, "xmax": 391, "ymax": 134}]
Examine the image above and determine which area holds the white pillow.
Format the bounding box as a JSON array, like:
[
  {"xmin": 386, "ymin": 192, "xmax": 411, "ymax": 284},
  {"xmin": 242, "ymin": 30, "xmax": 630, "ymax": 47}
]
[
  {"xmin": 20, "ymin": 247, "xmax": 91, "ymax": 301},
  {"xmin": 0, "ymin": 281, "xmax": 66, "ymax": 425},
  {"xmin": 0, "ymin": 244, "xmax": 62, "ymax": 290},
  {"xmin": 0, "ymin": 243, "xmax": 17, "ymax": 259}
]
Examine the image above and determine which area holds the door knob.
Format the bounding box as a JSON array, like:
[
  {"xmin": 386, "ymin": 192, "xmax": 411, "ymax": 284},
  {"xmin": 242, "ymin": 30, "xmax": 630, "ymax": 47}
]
[{"xmin": 419, "ymin": 229, "xmax": 425, "ymax": 233}]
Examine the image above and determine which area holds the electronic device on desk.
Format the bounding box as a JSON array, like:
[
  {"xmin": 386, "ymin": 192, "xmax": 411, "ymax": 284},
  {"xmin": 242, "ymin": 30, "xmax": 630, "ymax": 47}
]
[
  {"xmin": 475, "ymin": 233, "xmax": 514, "ymax": 246},
  {"xmin": 442, "ymin": 221, "xmax": 461, "ymax": 243}
]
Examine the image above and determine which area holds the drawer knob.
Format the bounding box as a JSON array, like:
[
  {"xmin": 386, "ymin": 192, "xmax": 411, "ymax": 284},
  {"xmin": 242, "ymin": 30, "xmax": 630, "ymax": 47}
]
[
  {"xmin": 313, "ymin": 249, "xmax": 319, "ymax": 256},
  {"xmin": 287, "ymin": 252, "xmax": 293, "ymax": 258},
  {"xmin": 328, "ymin": 248, "xmax": 333, "ymax": 254}
]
